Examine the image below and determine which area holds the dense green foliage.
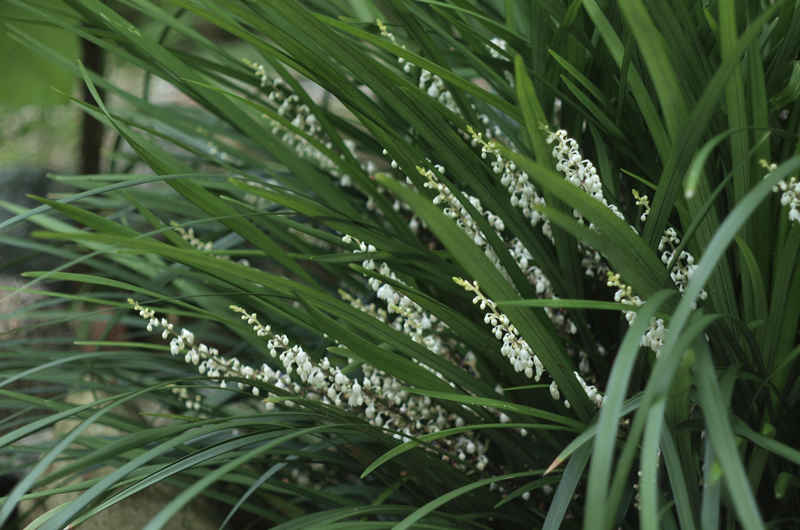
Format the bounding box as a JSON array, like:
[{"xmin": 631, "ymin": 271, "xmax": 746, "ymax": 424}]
[{"xmin": 2, "ymin": 0, "xmax": 800, "ymax": 529}]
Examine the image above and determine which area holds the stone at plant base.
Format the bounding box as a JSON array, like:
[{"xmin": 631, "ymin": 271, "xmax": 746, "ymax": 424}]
[
  {"xmin": 19, "ymin": 470, "xmax": 224, "ymax": 530},
  {"xmin": 0, "ymin": 276, "xmax": 224, "ymax": 530},
  {"xmin": 0, "ymin": 274, "xmax": 66, "ymax": 524},
  {"xmin": 0, "ymin": 274, "xmax": 68, "ymax": 436},
  {"xmin": 19, "ymin": 477, "xmax": 225, "ymax": 529},
  {"xmin": 17, "ymin": 387, "xmax": 226, "ymax": 530}
]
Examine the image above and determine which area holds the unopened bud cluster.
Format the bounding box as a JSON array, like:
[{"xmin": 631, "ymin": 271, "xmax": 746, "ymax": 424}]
[
  {"xmin": 545, "ymin": 128, "xmax": 625, "ymax": 227},
  {"xmin": 603, "ymin": 225, "xmax": 706, "ymax": 357},
  {"xmin": 606, "ymin": 272, "xmax": 666, "ymax": 356},
  {"xmin": 453, "ymin": 278, "xmax": 544, "ymax": 381},
  {"xmin": 193, "ymin": 126, "xmax": 238, "ymax": 165},
  {"xmin": 454, "ymin": 277, "xmax": 602, "ymax": 408},
  {"xmin": 170, "ymin": 385, "xmax": 202, "ymax": 411},
  {"xmin": 172, "ymin": 222, "xmax": 250, "ymax": 267},
  {"xmin": 507, "ymin": 239, "xmax": 576, "ymax": 335},
  {"xmin": 173, "ymin": 224, "xmax": 212, "ymax": 252},
  {"xmin": 764, "ymin": 160, "xmax": 800, "ymax": 224},
  {"xmin": 418, "ymin": 165, "xmax": 510, "ymax": 281},
  {"xmin": 574, "ymin": 370, "xmax": 604, "ymax": 407},
  {"xmin": 377, "ymin": 20, "xmax": 459, "ymax": 115},
  {"xmin": 376, "ymin": 20, "xmax": 414, "ymax": 74},
  {"xmin": 632, "ymin": 190, "xmax": 651, "ymax": 223},
  {"xmin": 658, "ymin": 228, "xmax": 707, "ymax": 306},
  {"xmin": 246, "ymin": 60, "xmax": 363, "ymax": 188},
  {"xmin": 486, "ymin": 38, "xmax": 514, "ymax": 86},
  {"xmin": 339, "ymin": 289, "xmax": 389, "ymax": 325},
  {"xmin": 343, "ymin": 234, "xmax": 454, "ymax": 358},
  {"xmin": 469, "ymin": 126, "xmax": 548, "ymax": 233}
]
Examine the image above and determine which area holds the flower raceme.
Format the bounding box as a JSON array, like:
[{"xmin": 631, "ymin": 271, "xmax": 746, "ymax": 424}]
[
  {"xmin": 452, "ymin": 277, "xmax": 544, "ymax": 383},
  {"xmin": 453, "ymin": 277, "xmax": 604, "ymax": 409},
  {"xmin": 128, "ymin": 299, "xmax": 491, "ymax": 471},
  {"xmin": 764, "ymin": 160, "xmax": 800, "ymax": 224}
]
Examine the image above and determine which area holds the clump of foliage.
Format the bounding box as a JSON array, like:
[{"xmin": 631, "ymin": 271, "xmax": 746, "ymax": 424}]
[{"xmin": 2, "ymin": 0, "xmax": 800, "ymax": 529}]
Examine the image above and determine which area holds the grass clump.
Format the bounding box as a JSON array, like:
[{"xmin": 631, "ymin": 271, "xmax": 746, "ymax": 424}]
[{"xmin": 2, "ymin": 1, "xmax": 800, "ymax": 529}]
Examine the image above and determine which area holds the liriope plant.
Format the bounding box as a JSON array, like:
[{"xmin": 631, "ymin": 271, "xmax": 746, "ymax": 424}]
[{"xmin": 2, "ymin": 1, "xmax": 800, "ymax": 529}]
